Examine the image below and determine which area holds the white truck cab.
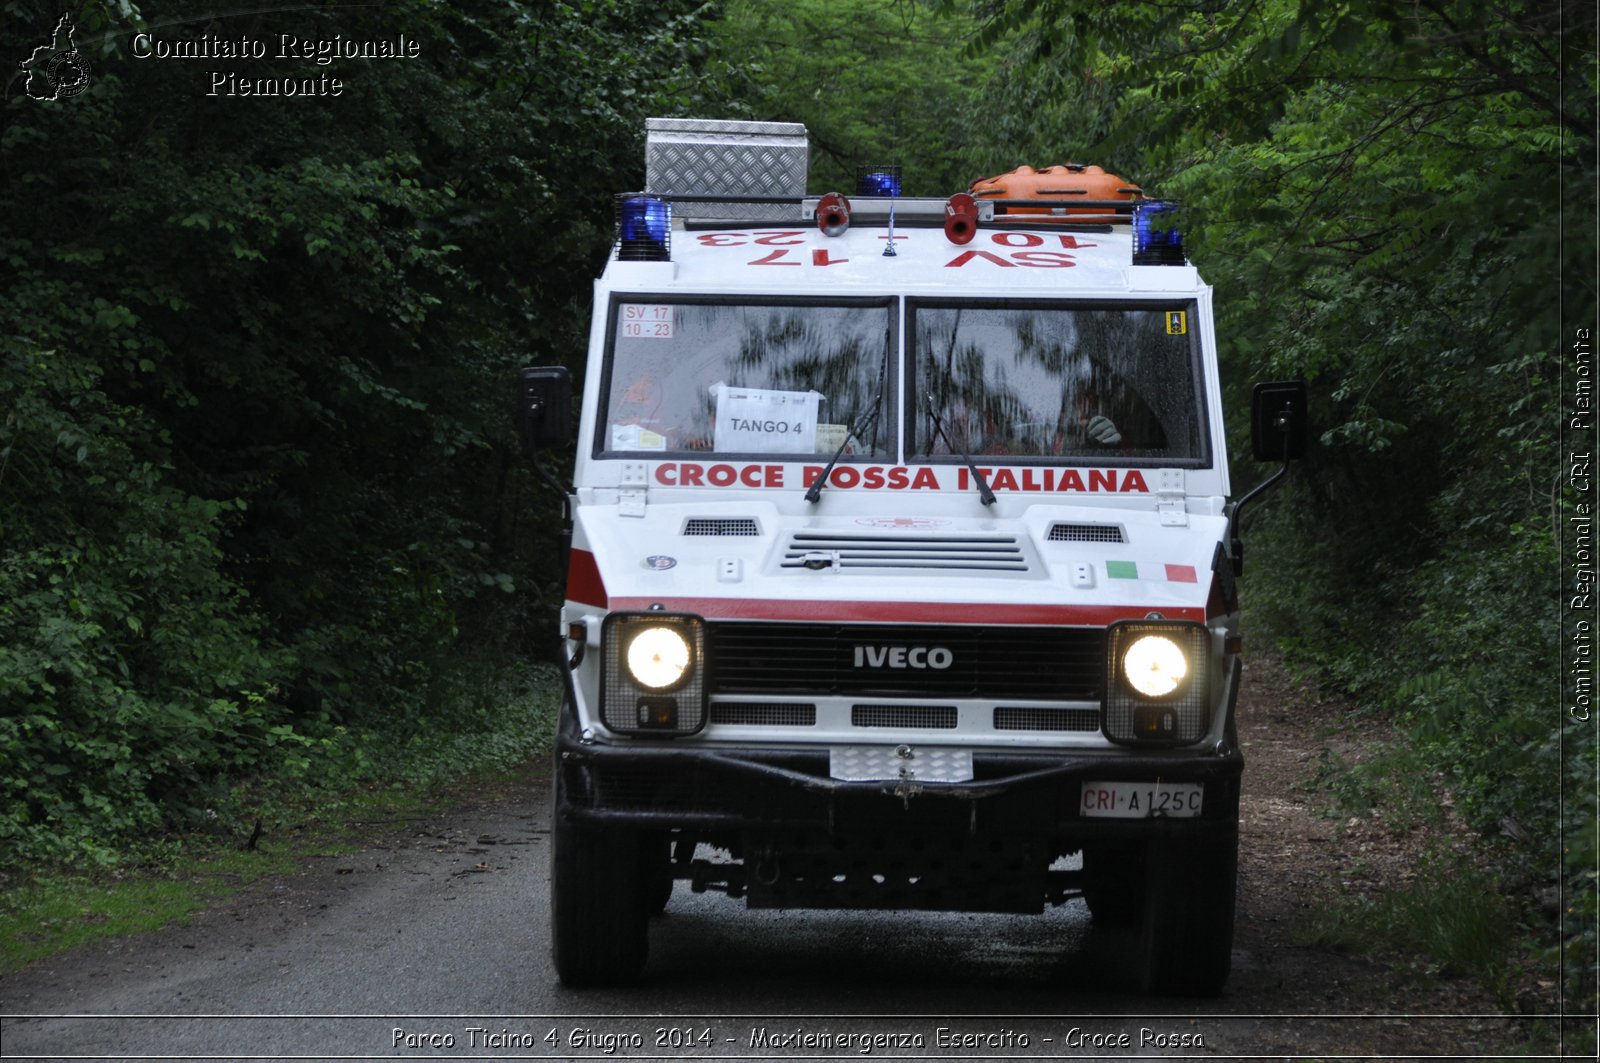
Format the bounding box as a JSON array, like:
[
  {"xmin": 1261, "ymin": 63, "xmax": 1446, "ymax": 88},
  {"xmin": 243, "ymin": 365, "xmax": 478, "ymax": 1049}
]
[{"xmin": 517, "ymin": 119, "xmax": 1306, "ymax": 995}]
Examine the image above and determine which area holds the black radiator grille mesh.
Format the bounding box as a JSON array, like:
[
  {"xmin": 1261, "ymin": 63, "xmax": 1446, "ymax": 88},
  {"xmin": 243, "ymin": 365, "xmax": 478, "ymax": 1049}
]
[
  {"xmin": 851, "ymin": 704, "xmax": 959, "ymax": 729},
  {"xmin": 1046, "ymin": 522, "xmax": 1126, "ymax": 543},
  {"xmin": 994, "ymin": 707, "xmax": 1101, "ymax": 732},
  {"xmin": 709, "ymin": 702, "xmax": 818, "ymax": 726},
  {"xmin": 704, "ymin": 622, "xmax": 1104, "ymax": 700}
]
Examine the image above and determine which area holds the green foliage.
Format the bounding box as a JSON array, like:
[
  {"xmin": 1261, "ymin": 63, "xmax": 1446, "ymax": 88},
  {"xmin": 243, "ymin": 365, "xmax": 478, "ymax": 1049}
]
[
  {"xmin": 1297, "ymin": 743, "xmax": 1447, "ymax": 834},
  {"xmin": 712, "ymin": 0, "xmax": 1003, "ymax": 194},
  {"xmin": 1560, "ymin": 718, "xmax": 1599, "ymax": 1003},
  {"xmin": 957, "ymin": 0, "xmax": 1594, "ymax": 1007},
  {"xmin": 0, "ymin": 665, "xmax": 558, "ymax": 973},
  {"xmin": 0, "ymin": 0, "xmax": 733, "ymax": 867},
  {"xmin": 1297, "ymin": 854, "xmax": 1520, "ymax": 998},
  {"xmin": 357, "ymin": 664, "xmax": 563, "ymax": 793},
  {"xmin": 0, "ymin": 872, "xmax": 209, "ymax": 973},
  {"xmin": 0, "ymin": 776, "xmax": 430, "ymax": 973},
  {"xmin": 0, "ymin": 346, "xmax": 287, "ymax": 863}
]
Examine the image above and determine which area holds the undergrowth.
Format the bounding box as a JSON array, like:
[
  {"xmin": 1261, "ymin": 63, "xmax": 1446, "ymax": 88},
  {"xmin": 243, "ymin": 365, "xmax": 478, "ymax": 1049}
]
[
  {"xmin": 1296, "ymin": 854, "xmax": 1520, "ymax": 1000},
  {"xmin": 0, "ymin": 663, "xmax": 561, "ymax": 973},
  {"xmin": 1292, "ymin": 740, "xmax": 1538, "ymax": 1007}
]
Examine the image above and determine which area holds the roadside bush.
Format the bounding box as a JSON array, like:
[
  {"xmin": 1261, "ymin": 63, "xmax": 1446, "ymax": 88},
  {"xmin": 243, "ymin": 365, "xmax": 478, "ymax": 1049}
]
[
  {"xmin": 0, "ymin": 345, "xmax": 565, "ymax": 863},
  {"xmin": 0, "ymin": 0, "xmax": 733, "ymax": 867},
  {"xmin": 0, "ymin": 347, "xmax": 289, "ymax": 864}
]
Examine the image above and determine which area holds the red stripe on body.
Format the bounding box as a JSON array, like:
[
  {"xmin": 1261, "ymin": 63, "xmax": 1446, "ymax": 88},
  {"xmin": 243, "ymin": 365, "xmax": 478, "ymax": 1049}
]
[{"xmin": 566, "ymin": 549, "xmax": 607, "ymax": 607}]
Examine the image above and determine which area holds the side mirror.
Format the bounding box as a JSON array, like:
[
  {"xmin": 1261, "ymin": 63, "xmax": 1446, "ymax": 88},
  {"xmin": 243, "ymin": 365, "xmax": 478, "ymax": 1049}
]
[
  {"xmin": 1250, "ymin": 380, "xmax": 1308, "ymax": 462},
  {"xmin": 517, "ymin": 366, "xmax": 572, "ymax": 455},
  {"xmin": 1230, "ymin": 379, "xmax": 1310, "ymax": 577}
]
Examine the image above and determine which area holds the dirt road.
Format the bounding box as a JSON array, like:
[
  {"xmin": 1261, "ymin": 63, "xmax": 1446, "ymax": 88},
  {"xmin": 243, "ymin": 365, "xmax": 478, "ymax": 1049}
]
[{"xmin": 0, "ymin": 657, "xmax": 1565, "ymax": 1060}]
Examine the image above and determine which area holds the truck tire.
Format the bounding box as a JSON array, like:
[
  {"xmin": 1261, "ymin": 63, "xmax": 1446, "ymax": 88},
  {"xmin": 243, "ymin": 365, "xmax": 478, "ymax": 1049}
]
[
  {"xmin": 644, "ymin": 830, "xmax": 674, "ymax": 916},
  {"xmin": 550, "ymin": 796, "xmax": 649, "ymax": 986},
  {"xmin": 1081, "ymin": 842, "xmax": 1143, "ymax": 925},
  {"xmin": 1138, "ymin": 829, "xmax": 1238, "ymax": 996}
]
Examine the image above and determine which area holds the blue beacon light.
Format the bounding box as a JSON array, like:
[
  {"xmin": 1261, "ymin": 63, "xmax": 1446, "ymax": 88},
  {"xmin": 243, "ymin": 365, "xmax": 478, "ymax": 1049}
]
[
  {"xmin": 618, "ymin": 195, "xmax": 672, "ymax": 261},
  {"xmin": 1132, "ymin": 201, "xmax": 1185, "ymax": 266},
  {"xmin": 856, "ymin": 171, "xmax": 902, "ymax": 198}
]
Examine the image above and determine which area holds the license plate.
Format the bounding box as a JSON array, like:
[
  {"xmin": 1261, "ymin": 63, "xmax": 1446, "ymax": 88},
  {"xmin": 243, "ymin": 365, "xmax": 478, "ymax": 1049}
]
[{"xmin": 1080, "ymin": 781, "xmax": 1203, "ymax": 819}]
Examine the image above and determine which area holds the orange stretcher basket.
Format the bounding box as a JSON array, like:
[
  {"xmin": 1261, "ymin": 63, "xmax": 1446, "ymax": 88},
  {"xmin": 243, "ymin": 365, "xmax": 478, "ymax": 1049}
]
[{"xmin": 969, "ymin": 164, "xmax": 1143, "ymax": 219}]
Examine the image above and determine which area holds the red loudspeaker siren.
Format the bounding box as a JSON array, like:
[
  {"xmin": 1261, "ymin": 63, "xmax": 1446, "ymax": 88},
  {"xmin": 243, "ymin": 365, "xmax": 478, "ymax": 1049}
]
[
  {"xmin": 816, "ymin": 192, "xmax": 851, "ymax": 237},
  {"xmin": 944, "ymin": 192, "xmax": 978, "ymax": 245}
]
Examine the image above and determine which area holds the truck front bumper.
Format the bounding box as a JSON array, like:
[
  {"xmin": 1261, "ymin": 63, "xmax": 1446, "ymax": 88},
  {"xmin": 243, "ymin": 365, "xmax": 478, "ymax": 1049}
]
[{"xmin": 555, "ymin": 733, "xmax": 1242, "ymax": 841}]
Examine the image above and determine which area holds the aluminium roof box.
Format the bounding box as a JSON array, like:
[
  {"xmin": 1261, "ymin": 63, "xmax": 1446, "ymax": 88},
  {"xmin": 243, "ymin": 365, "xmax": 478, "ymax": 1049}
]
[{"xmin": 645, "ymin": 117, "xmax": 809, "ymax": 220}]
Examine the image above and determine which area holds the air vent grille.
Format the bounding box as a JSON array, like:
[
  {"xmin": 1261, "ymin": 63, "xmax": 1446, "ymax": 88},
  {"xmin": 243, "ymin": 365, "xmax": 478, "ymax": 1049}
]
[
  {"xmin": 782, "ymin": 531, "xmax": 1026, "ymax": 571},
  {"xmin": 1046, "ymin": 523, "xmax": 1125, "ymax": 543},
  {"xmin": 852, "ymin": 704, "xmax": 958, "ymax": 729},
  {"xmin": 709, "ymin": 702, "xmax": 817, "ymax": 726},
  {"xmin": 994, "ymin": 707, "xmax": 1101, "ymax": 732},
  {"xmin": 684, "ymin": 517, "xmax": 760, "ymax": 537}
]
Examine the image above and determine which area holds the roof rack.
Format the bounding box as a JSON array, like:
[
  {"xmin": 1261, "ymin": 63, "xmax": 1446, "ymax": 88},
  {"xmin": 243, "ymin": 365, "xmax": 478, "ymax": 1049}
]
[
  {"xmin": 612, "ymin": 190, "xmax": 1183, "ymax": 263},
  {"xmin": 628, "ymin": 193, "xmax": 1142, "ymax": 225}
]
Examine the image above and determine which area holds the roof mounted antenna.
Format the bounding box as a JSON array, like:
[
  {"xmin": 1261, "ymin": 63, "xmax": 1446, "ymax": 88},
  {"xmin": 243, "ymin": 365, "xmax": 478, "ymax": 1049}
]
[{"xmin": 856, "ymin": 166, "xmax": 901, "ymax": 257}]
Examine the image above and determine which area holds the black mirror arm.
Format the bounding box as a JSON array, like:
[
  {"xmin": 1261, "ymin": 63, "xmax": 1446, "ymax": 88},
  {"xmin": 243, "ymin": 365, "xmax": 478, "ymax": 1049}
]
[
  {"xmin": 518, "ymin": 396, "xmax": 547, "ymax": 456},
  {"xmin": 1226, "ymin": 404, "xmax": 1298, "ymax": 575},
  {"xmin": 521, "ymin": 397, "xmax": 573, "ymax": 528}
]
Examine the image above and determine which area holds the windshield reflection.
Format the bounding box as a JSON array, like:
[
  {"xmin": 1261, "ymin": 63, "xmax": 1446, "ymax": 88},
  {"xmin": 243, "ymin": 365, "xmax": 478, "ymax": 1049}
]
[
  {"xmin": 600, "ymin": 299, "xmax": 1204, "ymax": 466},
  {"xmin": 913, "ymin": 304, "xmax": 1201, "ymax": 462},
  {"xmin": 602, "ymin": 301, "xmax": 890, "ymax": 458}
]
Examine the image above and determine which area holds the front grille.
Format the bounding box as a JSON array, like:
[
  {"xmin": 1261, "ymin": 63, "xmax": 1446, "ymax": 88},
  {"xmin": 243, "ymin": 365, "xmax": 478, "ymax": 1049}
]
[
  {"xmin": 851, "ymin": 704, "xmax": 958, "ymax": 729},
  {"xmin": 705, "ymin": 622, "xmax": 1104, "ymax": 700}
]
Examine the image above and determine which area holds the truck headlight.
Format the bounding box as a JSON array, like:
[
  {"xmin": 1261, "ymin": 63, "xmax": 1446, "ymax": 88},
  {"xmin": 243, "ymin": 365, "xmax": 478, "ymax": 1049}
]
[
  {"xmin": 602, "ymin": 613, "xmax": 707, "ymax": 735},
  {"xmin": 1122, "ymin": 634, "xmax": 1188, "ymax": 697},
  {"xmin": 1104, "ymin": 621, "xmax": 1210, "ymax": 746},
  {"xmin": 626, "ymin": 626, "xmax": 691, "ymax": 690}
]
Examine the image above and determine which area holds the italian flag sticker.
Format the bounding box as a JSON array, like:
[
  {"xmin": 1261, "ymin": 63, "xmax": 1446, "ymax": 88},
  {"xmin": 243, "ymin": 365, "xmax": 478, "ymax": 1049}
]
[{"xmin": 1106, "ymin": 561, "xmax": 1198, "ymax": 583}]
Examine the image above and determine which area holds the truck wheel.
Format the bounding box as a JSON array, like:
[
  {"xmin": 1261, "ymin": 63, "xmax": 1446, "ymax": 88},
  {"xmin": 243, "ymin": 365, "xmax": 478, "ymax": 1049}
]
[
  {"xmin": 550, "ymin": 804, "xmax": 649, "ymax": 986},
  {"xmin": 1081, "ymin": 843, "xmax": 1143, "ymax": 925},
  {"xmin": 1138, "ymin": 830, "xmax": 1238, "ymax": 996},
  {"xmin": 644, "ymin": 830, "xmax": 674, "ymax": 916}
]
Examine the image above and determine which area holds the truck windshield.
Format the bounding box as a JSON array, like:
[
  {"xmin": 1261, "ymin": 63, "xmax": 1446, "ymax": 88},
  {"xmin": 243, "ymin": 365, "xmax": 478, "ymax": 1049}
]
[
  {"xmin": 910, "ymin": 302, "xmax": 1206, "ymax": 464},
  {"xmin": 600, "ymin": 299, "xmax": 892, "ymax": 459}
]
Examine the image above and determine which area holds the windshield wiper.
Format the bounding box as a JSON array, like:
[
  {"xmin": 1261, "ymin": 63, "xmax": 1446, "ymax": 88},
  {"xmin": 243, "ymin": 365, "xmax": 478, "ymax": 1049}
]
[
  {"xmin": 926, "ymin": 391, "xmax": 996, "ymax": 506},
  {"xmin": 805, "ymin": 397, "xmax": 882, "ymax": 504}
]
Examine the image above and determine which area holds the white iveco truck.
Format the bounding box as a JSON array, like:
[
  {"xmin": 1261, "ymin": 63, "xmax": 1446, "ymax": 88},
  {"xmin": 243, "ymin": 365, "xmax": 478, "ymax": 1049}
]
[{"xmin": 517, "ymin": 119, "xmax": 1306, "ymax": 995}]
